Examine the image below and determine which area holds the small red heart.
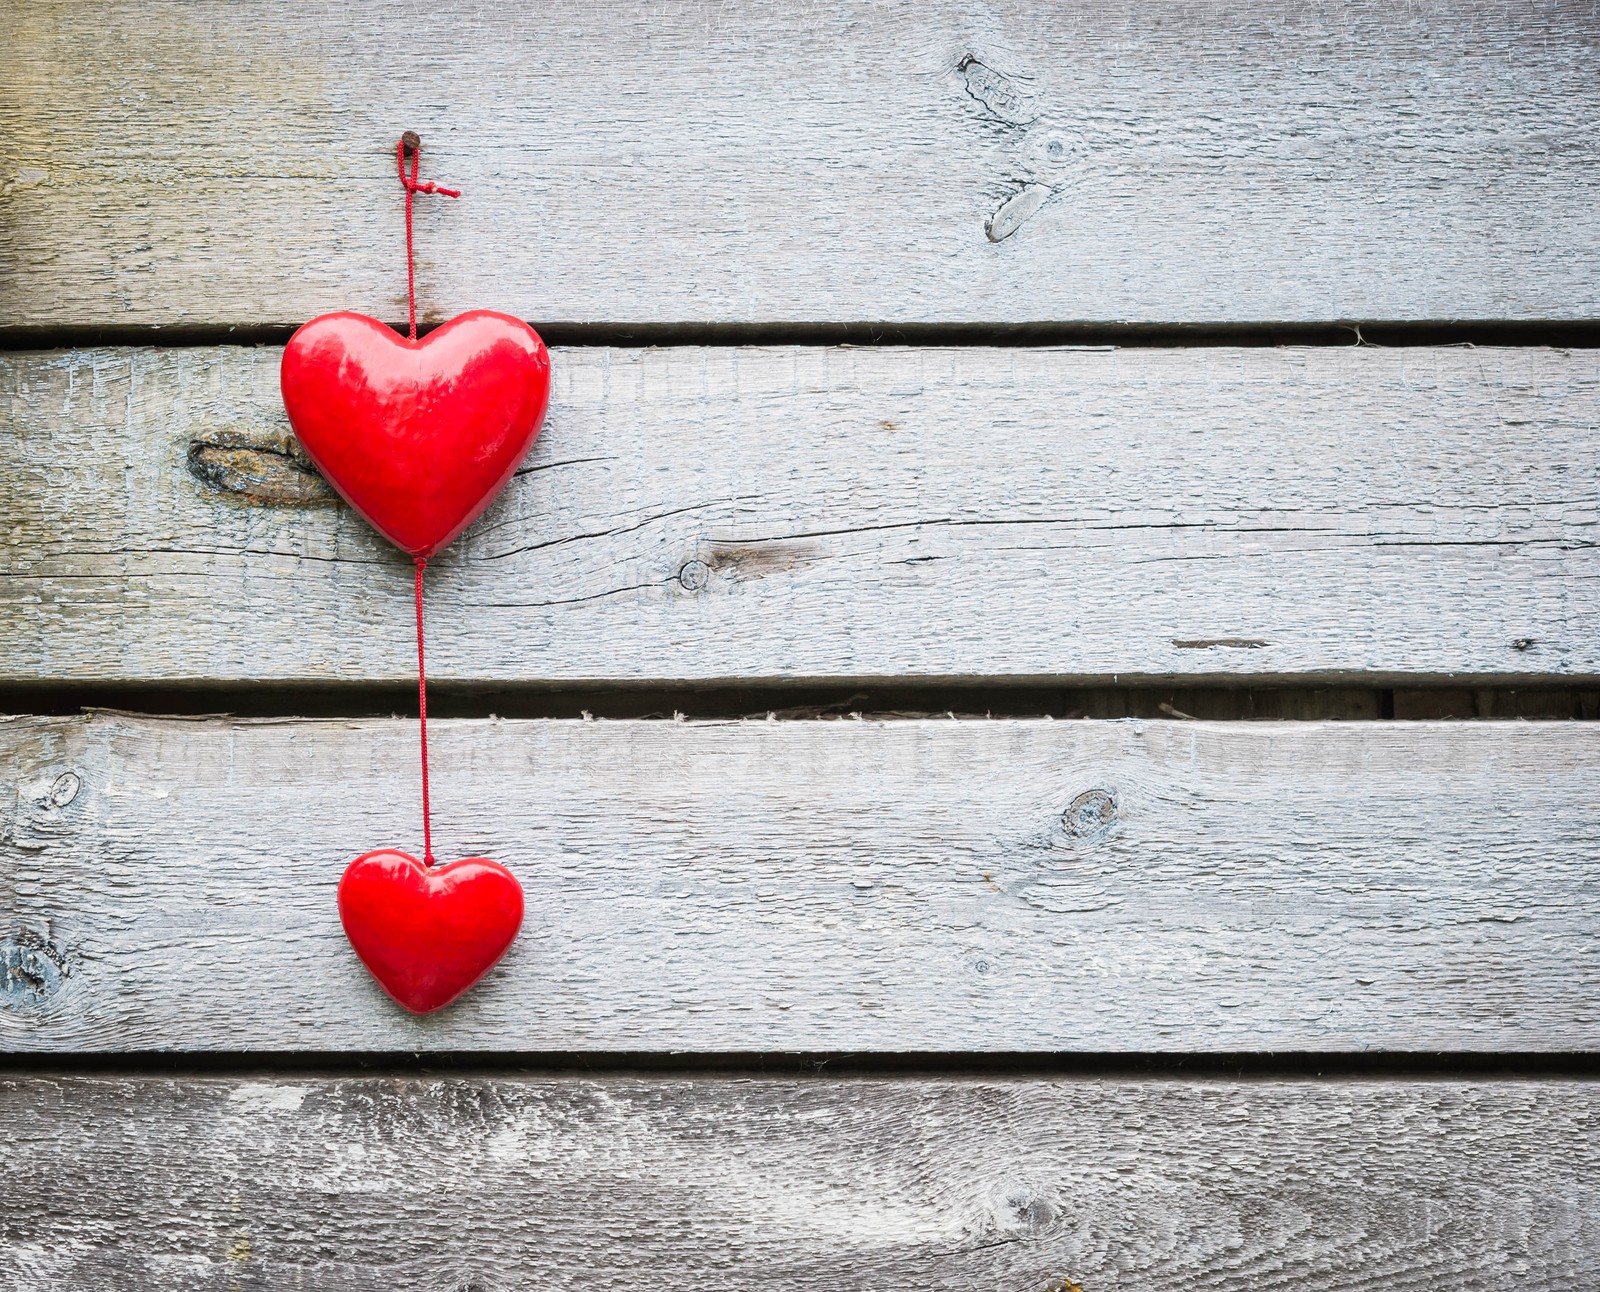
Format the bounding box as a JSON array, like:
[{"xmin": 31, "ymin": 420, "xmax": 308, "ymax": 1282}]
[
  {"xmin": 280, "ymin": 311, "xmax": 551, "ymax": 558},
  {"xmin": 337, "ymin": 850, "xmax": 524, "ymax": 1014}
]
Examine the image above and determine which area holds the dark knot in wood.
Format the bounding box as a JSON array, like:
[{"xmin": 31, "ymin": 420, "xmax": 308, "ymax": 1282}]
[
  {"xmin": 1065, "ymin": 789, "xmax": 1118, "ymax": 840},
  {"xmin": 187, "ymin": 436, "xmax": 336, "ymax": 507}
]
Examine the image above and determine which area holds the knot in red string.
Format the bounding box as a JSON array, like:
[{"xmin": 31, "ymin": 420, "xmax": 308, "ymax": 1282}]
[
  {"xmin": 406, "ymin": 176, "xmax": 462, "ymax": 199},
  {"xmin": 396, "ymin": 137, "xmax": 462, "ymax": 199}
]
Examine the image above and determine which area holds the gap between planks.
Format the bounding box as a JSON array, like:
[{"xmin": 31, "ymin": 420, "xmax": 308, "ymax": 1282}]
[
  {"xmin": 2, "ymin": 683, "xmax": 1599, "ymax": 723},
  {"xmin": 4, "ymin": 320, "xmax": 1600, "ymax": 352},
  {"xmin": 0, "ymin": 1051, "xmax": 1597, "ymax": 1080}
]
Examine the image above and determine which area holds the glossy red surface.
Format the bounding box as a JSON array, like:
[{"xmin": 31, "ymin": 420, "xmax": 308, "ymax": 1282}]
[
  {"xmin": 336, "ymin": 850, "xmax": 524, "ymax": 1014},
  {"xmin": 280, "ymin": 310, "xmax": 551, "ymax": 558}
]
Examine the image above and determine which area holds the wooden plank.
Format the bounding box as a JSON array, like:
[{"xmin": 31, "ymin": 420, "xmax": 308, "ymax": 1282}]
[
  {"xmin": 4, "ymin": 1, "xmax": 1598, "ymax": 328},
  {"xmin": 4, "ymin": 712, "xmax": 1598, "ymax": 1052},
  {"xmin": 3, "ymin": 345, "xmax": 1596, "ymax": 686},
  {"xmin": 0, "ymin": 1074, "xmax": 1595, "ymax": 1289}
]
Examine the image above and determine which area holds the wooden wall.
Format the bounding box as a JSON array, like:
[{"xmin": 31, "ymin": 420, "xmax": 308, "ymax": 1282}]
[{"xmin": 2, "ymin": 2, "xmax": 1597, "ymax": 1287}]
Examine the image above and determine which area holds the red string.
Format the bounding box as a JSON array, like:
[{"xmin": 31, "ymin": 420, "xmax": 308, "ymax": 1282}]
[
  {"xmin": 414, "ymin": 556, "xmax": 434, "ymax": 867},
  {"xmin": 396, "ymin": 138, "xmax": 460, "ymax": 342},
  {"xmin": 396, "ymin": 136, "xmax": 457, "ymax": 866}
]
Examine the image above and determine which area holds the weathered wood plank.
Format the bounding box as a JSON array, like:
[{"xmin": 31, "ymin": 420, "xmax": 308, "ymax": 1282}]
[
  {"xmin": 4, "ymin": 1, "xmax": 1598, "ymax": 327},
  {"xmin": 3, "ymin": 345, "xmax": 1595, "ymax": 685},
  {"xmin": 0, "ymin": 1075, "xmax": 1595, "ymax": 1290},
  {"xmin": 4, "ymin": 712, "xmax": 1598, "ymax": 1051}
]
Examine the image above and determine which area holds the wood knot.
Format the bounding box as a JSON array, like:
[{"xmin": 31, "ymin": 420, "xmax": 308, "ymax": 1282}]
[
  {"xmin": 1, "ymin": 930, "xmax": 71, "ymax": 1009},
  {"xmin": 957, "ymin": 54, "xmax": 1038, "ymax": 125},
  {"xmin": 984, "ymin": 1184, "xmax": 1065, "ymax": 1242},
  {"xmin": 1064, "ymin": 789, "xmax": 1118, "ymax": 841},
  {"xmin": 986, "ymin": 183, "xmax": 1050, "ymax": 243},
  {"xmin": 188, "ymin": 435, "xmax": 336, "ymax": 506},
  {"xmin": 677, "ymin": 559, "xmax": 711, "ymax": 592},
  {"xmin": 46, "ymin": 771, "xmax": 81, "ymax": 808}
]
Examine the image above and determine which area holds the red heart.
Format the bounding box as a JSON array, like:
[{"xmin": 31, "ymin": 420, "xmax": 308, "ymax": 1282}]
[
  {"xmin": 337, "ymin": 850, "xmax": 524, "ymax": 1014},
  {"xmin": 280, "ymin": 311, "xmax": 551, "ymax": 558}
]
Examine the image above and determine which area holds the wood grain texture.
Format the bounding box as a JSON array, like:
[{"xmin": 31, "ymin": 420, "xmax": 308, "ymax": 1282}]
[
  {"xmin": 3, "ymin": 1, "xmax": 1598, "ymax": 327},
  {"xmin": 1, "ymin": 1074, "xmax": 1596, "ymax": 1290},
  {"xmin": 3, "ymin": 345, "xmax": 1596, "ymax": 686},
  {"xmin": 4, "ymin": 712, "xmax": 1599, "ymax": 1052}
]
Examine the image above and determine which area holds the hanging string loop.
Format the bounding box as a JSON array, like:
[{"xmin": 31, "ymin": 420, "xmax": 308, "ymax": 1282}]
[{"xmin": 395, "ymin": 133, "xmax": 461, "ymax": 341}]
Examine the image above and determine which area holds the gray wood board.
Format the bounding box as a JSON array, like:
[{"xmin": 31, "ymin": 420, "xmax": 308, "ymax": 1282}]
[
  {"xmin": 4, "ymin": 1, "xmax": 1598, "ymax": 327},
  {"xmin": 4, "ymin": 712, "xmax": 1598, "ymax": 1052},
  {"xmin": 3, "ymin": 345, "xmax": 1596, "ymax": 686},
  {"xmin": 0, "ymin": 1074, "xmax": 1596, "ymax": 1290}
]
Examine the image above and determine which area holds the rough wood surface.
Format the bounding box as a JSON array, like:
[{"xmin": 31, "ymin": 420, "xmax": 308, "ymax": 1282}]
[
  {"xmin": 3, "ymin": 345, "xmax": 1596, "ymax": 686},
  {"xmin": 4, "ymin": 712, "xmax": 1598, "ymax": 1052},
  {"xmin": 4, "ymin": 1, "xmax": 1598, "ymax": 327},
  {"xmin": 0, "ymin": 1074, "xmax": 1595, "ymax": 1290}
]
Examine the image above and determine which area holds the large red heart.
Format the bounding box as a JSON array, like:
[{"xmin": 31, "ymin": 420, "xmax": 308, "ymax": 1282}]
[
  {"xmin": 337, "ymin": 850, "xmax": 524, "ymax": 1014},
  {"xmin": 280, "ymin": 311, "xmax": 550, "ymax": 558}
]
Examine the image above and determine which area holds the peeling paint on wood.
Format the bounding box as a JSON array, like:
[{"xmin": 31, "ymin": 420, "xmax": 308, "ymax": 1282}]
[
  {"xmin": 2, "ymin": 345, "xmax": 1595, "ymax": 686},
  {"xmin": 2, "ymin": 712, "xmax": 1597, "ymax": 1052},
  {"xmin": 3, "ymin": 1, "xmax": 1598, "ymax": 325}
]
